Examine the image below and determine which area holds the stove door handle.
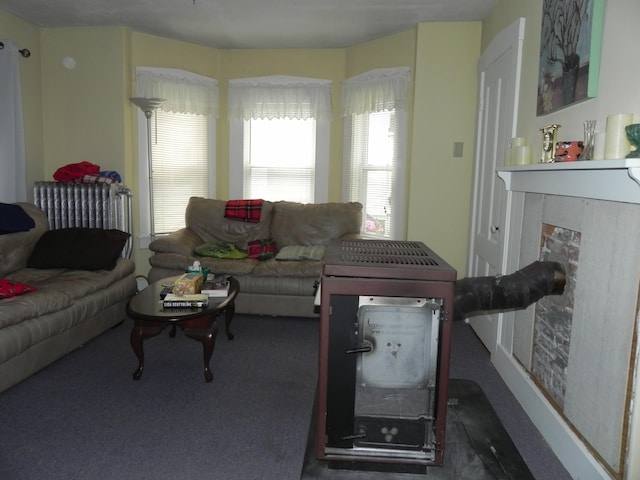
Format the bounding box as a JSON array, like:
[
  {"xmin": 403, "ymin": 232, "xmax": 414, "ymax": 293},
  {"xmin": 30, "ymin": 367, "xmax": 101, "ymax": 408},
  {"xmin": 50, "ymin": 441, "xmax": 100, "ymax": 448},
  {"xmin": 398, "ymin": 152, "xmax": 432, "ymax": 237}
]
[{"xmin": 345, "ymin": 344, "xmax": 372, "ymax": 354}]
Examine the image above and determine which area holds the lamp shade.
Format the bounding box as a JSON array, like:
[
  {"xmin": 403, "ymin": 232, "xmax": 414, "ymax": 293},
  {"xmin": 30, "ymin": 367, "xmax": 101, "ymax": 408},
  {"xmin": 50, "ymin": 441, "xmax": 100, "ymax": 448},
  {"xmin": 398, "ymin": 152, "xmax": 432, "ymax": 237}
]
[{"xmin": 130, "ymin": 97, "xmax": 165, "ymax": 114}]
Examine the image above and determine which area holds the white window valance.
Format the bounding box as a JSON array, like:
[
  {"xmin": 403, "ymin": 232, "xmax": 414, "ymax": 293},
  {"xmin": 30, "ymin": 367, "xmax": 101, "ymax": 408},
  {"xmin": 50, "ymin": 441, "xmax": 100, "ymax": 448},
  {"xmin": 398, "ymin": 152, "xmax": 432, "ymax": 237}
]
[
  {"xmin": 228, "ymin": 75, "xmax": 332, "ymax": 121},
  {"xmin": 341, "ymin": 67, "xmax": 411, "ymax": 117},
  {"xmin": 135, "ymin": 67, "xmax": 219, "ymax": 117}
]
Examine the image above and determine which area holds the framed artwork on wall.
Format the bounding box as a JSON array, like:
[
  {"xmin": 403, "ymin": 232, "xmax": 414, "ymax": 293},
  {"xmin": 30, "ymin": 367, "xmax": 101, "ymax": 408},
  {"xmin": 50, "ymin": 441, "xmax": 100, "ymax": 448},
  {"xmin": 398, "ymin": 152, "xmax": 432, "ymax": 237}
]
[{"xmin": 537, "ymin": 0, "xmax": 604, "ymax": 115}]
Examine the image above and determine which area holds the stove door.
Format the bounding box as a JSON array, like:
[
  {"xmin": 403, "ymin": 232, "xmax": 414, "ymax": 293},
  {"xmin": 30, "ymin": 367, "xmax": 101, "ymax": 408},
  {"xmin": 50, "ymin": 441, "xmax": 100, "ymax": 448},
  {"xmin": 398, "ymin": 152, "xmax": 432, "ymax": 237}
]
[{"xmin": 351, "ymin": 296, "xmax": 441, "ymax": 459}]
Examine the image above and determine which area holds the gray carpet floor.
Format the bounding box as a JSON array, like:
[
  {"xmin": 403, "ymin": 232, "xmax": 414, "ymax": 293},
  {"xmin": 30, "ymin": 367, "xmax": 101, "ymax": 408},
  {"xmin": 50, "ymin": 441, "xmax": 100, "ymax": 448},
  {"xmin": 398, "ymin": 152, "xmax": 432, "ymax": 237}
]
[{"xmin": 0, "ymin": 315, "xmax": 571, "ymax": 479}]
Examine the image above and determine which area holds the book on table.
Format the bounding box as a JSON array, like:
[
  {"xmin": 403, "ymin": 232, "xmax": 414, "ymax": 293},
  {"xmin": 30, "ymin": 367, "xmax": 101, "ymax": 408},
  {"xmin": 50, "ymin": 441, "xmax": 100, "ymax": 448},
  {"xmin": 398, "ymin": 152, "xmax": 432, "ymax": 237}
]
[
  {"xmin": 162, "ymin": 293, "xmax": 209, "ymax": 308},
  {"xmin": 201, "ymin": 275, "xmax": 230, "ymax": 297}
]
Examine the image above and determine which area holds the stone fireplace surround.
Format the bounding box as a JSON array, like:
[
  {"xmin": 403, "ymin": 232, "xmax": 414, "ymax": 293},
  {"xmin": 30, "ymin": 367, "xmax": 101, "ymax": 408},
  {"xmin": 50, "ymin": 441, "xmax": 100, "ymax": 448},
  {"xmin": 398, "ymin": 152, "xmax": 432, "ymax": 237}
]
[{"xmin": 495, "ymin": 159, "xmax": 640, "ymax": 480}]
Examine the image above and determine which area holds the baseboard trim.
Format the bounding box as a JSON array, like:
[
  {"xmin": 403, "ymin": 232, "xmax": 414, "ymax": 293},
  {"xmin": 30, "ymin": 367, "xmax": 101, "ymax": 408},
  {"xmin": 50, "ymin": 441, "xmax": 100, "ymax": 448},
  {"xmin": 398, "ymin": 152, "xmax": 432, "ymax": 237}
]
[{"xmin": 492, "ymin": 344, "xmax": 613, "ymax": 480}]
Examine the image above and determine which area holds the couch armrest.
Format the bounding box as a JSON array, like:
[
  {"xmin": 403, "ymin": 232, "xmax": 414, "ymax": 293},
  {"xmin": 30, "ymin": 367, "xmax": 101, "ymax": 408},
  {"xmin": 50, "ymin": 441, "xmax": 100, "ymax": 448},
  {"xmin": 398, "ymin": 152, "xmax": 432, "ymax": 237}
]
[
  {"xmin": 148, "ymin": 228, "xmax": 204, "ymax": 257},
  {"xmin": 0, "ymin": 203, "xmax": 49, "ymax": 277}
]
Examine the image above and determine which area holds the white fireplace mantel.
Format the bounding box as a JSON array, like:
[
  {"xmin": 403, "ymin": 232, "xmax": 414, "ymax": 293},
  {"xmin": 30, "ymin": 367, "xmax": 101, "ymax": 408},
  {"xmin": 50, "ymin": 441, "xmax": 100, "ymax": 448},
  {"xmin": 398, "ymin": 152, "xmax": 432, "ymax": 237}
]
[
  {"xmin": 497, "ymin": 158, "xmax": 640, "ymax": 204},
  {"xmin": 494, "ymin": 157, "xmax": 640, "ymax": 480}
]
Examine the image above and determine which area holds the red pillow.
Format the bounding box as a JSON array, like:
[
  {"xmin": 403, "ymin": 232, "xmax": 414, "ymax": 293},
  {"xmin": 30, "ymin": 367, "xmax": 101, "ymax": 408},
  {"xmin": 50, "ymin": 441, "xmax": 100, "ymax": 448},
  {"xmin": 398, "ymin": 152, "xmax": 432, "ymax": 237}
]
[
  {"xmin": 0, "ymin": 279, "xmax": 37, "ymax": 299},
  {"xmin": 246, "ymin": 238, "xmax": 277, "ymax": 260}
]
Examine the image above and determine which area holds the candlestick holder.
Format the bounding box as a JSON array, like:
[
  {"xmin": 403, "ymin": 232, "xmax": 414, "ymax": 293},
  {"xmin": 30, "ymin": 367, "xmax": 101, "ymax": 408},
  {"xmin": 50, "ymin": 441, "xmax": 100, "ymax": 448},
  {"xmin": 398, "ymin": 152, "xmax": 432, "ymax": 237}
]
[{"xmin": 540, "ymin": 124, "xmax": 561, "ymax": 163}]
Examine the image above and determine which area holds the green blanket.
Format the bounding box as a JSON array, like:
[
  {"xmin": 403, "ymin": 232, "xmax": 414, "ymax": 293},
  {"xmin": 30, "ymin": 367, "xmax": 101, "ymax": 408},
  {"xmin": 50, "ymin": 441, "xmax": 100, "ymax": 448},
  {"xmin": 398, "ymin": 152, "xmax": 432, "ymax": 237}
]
[{"xmin": 194, "ymin": 242, "xmax": 248, "ymax": 259}]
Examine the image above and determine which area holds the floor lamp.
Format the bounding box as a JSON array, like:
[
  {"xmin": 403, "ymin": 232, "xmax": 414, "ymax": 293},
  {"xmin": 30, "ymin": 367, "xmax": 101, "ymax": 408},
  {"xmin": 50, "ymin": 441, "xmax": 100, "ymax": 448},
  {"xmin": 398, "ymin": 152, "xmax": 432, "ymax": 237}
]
[{"xmin": 130, "ymin": 96, "xmax": 165, "ymax": 238}]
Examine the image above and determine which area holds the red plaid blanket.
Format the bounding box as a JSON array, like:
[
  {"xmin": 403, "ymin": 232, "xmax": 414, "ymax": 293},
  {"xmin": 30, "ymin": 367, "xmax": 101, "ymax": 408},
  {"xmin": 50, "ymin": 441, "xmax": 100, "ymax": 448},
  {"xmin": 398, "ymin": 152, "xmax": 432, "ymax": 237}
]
[{"xmin": 224, "ymin": 199, "xmax": 264, "ymax": 223}]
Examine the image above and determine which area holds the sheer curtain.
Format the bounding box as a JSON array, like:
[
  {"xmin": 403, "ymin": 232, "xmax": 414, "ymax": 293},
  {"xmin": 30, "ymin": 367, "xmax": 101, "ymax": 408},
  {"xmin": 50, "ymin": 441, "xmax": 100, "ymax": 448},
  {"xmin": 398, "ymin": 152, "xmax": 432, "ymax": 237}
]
[
  {"xmin": 341, "ymin": 67, "xmax": 411, "ymax": 240},
  {"xmin": 0, "ymin": 40, "xmax": 27, "ymax": 203},
  {"xmin": 341, "ymin": 67, "xmax": 411, "ymax": 116},
  {"xmin": 228, "ymin": 75, "xmax": 332, "ymax": 121},
  {"xmin": 135, "ymin": 67, "xmax": 219, "ymax": 116},
  {"xmin": 227, "ymin": 75, "xmax": 332, "ymax": 202}
]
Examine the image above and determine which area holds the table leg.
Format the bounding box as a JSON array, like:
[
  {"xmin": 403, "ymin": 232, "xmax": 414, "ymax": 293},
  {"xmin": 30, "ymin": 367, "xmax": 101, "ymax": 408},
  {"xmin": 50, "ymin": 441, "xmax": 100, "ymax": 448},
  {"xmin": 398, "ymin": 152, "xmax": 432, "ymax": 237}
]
[
  {"xmin": 184, "ymin": 324, "xmax": 219, "ymax": 382},
  {"xmin": 224, "ymin": 300, "xmax": 236, "ymax": 340},
  {"xmin": 130, "ymin": 324, "xmax": 165, "ymax": 380}
]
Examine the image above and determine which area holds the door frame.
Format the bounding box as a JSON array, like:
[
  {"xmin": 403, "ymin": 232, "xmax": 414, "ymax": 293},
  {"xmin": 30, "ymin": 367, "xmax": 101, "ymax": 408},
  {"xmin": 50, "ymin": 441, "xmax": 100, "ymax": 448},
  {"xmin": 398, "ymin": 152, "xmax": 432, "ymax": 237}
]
[{"xmin": 467, "ymin": 18, "xmax": 526, "ymax": 352}]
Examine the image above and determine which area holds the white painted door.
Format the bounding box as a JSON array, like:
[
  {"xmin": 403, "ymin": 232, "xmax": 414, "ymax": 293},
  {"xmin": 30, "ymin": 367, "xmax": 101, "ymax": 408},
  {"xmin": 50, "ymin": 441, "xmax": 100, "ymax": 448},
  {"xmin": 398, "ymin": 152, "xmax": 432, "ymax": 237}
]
[{"xmin": 467, "ymin": 19, "xmax": 525, "ymax": 353}]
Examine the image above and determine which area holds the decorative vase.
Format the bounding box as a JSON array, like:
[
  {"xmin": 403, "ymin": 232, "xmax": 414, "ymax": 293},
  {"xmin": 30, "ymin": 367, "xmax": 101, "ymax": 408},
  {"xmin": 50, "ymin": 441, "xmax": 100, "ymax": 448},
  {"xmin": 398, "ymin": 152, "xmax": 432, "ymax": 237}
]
[
  {"xmin": 554, "ymin": 141, "xmax": 584, "ymax": 162},
  {"xmin": 581, "ymin": 120, "xmax": 596, "ymax": 160},
  {"xmin": 626, "ymin": 124, "xmax": 640, "ymax": 158}
]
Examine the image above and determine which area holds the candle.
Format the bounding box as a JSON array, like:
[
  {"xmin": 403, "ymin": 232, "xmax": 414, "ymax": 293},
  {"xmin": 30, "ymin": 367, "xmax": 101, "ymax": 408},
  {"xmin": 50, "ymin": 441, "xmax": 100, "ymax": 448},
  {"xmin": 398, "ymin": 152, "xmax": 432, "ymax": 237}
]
[
  {"xmin": 513, "ymin": 145, "xmax": 531, "ymax": 165},
  {"xmin": 593, "ymin": 132, "xmax": 606, "ymax": 160},
  {"xmin": 507, "ymin": 137, "xmax": 527, "ymax": 165},
  {"xmin": 511, "ymin": 137, "xmax": 526, "ymax": 147},
  {"xmin": 604, "ymin": 113, "xmax": 634, "ymax": 159}
]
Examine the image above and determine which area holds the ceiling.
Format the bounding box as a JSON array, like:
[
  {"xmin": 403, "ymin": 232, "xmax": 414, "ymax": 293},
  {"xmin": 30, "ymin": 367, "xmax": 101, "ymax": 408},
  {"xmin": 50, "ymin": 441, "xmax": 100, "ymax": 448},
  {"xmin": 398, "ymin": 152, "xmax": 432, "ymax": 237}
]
[{"xmin": 1, "ymin": 0, "xmax": 496, "ymax": 49}]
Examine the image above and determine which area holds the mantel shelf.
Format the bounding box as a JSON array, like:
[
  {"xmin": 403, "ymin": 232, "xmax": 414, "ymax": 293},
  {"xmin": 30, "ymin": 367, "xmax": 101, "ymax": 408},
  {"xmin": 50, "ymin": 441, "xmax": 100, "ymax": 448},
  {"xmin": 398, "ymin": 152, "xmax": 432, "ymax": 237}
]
[{"xmin": 497, "ymin": 158, "xmax": 640, "ymax": 204}]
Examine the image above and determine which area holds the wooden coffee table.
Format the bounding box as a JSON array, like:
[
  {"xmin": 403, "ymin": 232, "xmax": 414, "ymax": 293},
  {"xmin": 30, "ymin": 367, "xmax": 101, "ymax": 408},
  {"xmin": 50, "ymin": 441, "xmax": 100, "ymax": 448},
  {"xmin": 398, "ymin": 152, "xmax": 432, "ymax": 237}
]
[{"xmin": 126, "ymin": 276, "xmax": 239, "ymax": 382}]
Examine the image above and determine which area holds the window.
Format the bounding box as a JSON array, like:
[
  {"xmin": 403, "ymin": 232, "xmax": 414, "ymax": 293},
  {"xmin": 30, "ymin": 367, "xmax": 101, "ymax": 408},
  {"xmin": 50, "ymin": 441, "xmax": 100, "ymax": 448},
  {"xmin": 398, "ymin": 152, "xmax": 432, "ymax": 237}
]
[
  {"xmin": 151, "ymin": 110, "xmax": 211, "ymax": 234},
  {"xmin": 345, "ymin": 111, "xmax": 400, "ymax": 237},
  {"xmin": 228, "ymin": 75, "xmax": 331, "ymax": 202},
  {"xmin": 243, "ymin": 117, "xmax": 316, "ymax": 202},
  {"xmin": 133, "ymin": 67, "xmax": 218, "ymax": 246},
  {"xmin": 341, "ymin": 68, "xmax": 411, "ymax": 240}
]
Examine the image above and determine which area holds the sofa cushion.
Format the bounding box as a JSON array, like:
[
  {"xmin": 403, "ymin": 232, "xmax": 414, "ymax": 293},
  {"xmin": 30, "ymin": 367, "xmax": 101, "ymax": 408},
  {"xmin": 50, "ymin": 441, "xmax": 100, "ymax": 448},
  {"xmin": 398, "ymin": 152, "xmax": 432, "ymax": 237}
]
[
  {"xmin": 194, "ymin": 242, "xmax": 248, "ymax": 259},
  {"xmin": 27, "ymin": 228, "xmax": 129, "ymax": 271},
  {"xmin": 270, "ymin": 201, "xmax": 362, "ymax": 248},
  {"xmin": 185, "ymin": 197, "xmax": 273, "ymax": 250},
  {"xmin": 0, "ymin": 279, "xmax": 37, "ymax": 299},
  {"xmin": 0, "ymin": 258, "xmax": 135, "ymax": 330},
  {"xmin": 148, "ymin": 252, "xmax": 258, "ymax": 276},
  {"xmin": 252, "ymin": 258, "xmax": 324, "ymax": 277},
  {"xmin": 275, "ymin": 245, "xmax": 326, "ymax": 261}
]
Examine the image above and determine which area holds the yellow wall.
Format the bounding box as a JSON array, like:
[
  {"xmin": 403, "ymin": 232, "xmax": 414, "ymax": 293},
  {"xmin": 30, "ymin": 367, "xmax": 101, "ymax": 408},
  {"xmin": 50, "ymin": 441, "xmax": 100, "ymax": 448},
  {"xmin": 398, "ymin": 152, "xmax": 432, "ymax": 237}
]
[
  {"xmin": 40, "ymin": 27, "xmax": 130, "ymax": 178},
  {"xmin": 408, "ymin": 22, "xmax": 482, "ymax": 274},
  {"xmin": 0, "ymin": 11, "xmax": 44, "ymax": 191}
]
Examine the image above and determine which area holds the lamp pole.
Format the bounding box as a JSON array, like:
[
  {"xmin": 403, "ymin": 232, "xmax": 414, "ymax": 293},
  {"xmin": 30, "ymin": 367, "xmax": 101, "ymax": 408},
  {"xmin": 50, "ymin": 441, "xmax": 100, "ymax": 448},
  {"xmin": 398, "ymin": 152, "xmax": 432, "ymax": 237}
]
[{"xmin": 130, "ymin": 97, "xmax": 165, "ymax": 239}]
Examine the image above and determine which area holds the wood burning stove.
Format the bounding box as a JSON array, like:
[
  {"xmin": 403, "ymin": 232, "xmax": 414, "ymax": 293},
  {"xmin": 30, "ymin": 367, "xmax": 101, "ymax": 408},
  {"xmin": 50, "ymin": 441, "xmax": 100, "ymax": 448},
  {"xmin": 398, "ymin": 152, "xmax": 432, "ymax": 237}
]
[{"xmin": 316, "ymin": 239, "xmax": 456, "ymax": 472}]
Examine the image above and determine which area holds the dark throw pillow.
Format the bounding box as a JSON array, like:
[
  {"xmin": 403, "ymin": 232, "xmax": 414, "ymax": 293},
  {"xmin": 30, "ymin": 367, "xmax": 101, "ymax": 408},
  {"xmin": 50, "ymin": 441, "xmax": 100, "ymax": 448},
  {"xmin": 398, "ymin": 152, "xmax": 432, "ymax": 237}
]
[
  {"xmin": 0, "ymin": 279, "xmax": 37, "ymax": 299},
  {"xmin": 0, "ymin": 203, "xmax": 36, "ymax": 235},
  {"xmin": 27, "ymin": 228, "xmax": 130, "ymax": 271}
]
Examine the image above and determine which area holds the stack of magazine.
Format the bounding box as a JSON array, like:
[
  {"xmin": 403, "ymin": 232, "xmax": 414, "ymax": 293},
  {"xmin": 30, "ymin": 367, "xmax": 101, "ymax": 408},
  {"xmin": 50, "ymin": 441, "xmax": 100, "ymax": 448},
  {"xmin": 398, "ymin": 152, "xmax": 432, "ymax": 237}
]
[
  {"xmin": 162, "ymin": 293, "xmax": 209, "ymax": 308},
  {"xmin": 201, "ymin": 275, "xmax": 230, "ymax": 297}
]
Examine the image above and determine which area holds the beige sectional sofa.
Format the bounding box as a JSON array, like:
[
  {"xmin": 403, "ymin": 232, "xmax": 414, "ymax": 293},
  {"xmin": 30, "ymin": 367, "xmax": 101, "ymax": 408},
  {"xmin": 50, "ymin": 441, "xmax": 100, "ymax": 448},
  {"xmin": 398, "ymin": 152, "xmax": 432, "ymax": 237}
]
[
  {"xmin": 147, "ymin": 197, "xmax": 363, "ymax": 317},
  {"xmin": 0, "ymin": 203, "xmax": 137, "ymax": 393}
]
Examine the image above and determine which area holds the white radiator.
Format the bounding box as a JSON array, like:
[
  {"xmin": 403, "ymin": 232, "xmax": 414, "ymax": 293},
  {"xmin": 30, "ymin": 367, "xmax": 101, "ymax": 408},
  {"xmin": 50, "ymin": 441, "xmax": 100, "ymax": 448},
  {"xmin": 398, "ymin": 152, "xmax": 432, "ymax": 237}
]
[{"xmin": 33, "ymin": 181, "xmax": 133, "ymax": 258}]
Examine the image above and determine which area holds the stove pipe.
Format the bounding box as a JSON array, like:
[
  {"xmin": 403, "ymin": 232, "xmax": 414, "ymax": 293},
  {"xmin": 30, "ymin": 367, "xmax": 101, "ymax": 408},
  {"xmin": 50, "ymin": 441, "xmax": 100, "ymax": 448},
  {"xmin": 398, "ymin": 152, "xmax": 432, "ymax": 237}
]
[{"xmin": 454, "ymin": 261, "xmax": 565, "ymax": 321}]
